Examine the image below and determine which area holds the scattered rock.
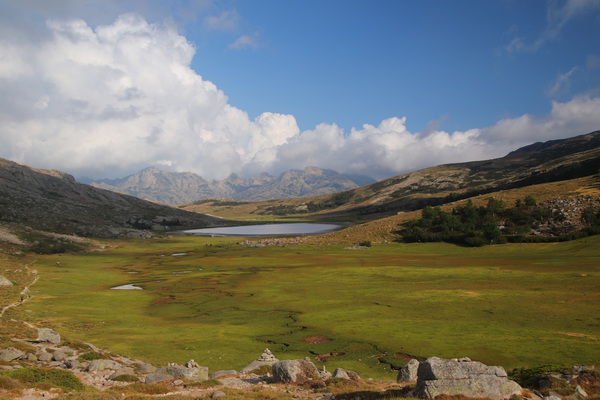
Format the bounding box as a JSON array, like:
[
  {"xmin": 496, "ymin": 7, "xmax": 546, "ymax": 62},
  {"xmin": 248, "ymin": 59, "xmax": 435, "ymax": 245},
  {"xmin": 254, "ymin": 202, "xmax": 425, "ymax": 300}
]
[
  {"xmin": 136, "ymin": 363, "xmax": 157, "ymax": 374},
  {"xmin": 37, "ymin": 328, "xmax": 61, "ymax": 344},
  {"xmin": 52, "ymin": 350, "xmax": 66, "ymax": 361},
  {"xmin": 398, "ymin": 358, "xmax": 420, "ymax": 383},
  {"xmin": 319, "ymin": 366, "xmax": 332, "ymax": 381},
  {"xmin": 65, "ymin": 359, "xmax": 81, "ymax": 369},
  {"xmin": 156, "ymin": 364, "xmax": 209, "ymax": 381},
  {"xmin": 0, "ymin": 347, "xmax": 25, "ymax": 362},
  {"xmin": 332, "ymin": 367, "xmax": 361, "ymax": 381},
  {"xmin": 0, "ymin": 275, "xmax": 13, "ymax": 286},
  {"xmin": 211, "ymin": 390, "xmax": 227, "ymax": 398},
  {"xmin": 109, "ymin": 367, "xmax": 136, "ymax": 380},
  {"xmin": 87, "ymin": 359, "xmax": 122, "ymax": 371},
  {"xmin": 38, "ymin": 352, "xmax": 53, "ymax": 362},
  {"xmin": 414, "ymin": 357, "xmax": 523, "ymax": 400},
  {"xmin": 272, "ymin": 359, "xmax": 320, "ymax": 383},
  {"xmin": 240, "ymin": 348, "xmax": 280, "ymax": 373},
  {"xmin": 210, "ymin": 369, "xmax": 238, "ymax": 379},
  {"xmin": 145, "ymin": 372, "xmax": 173, "ymax": 384}
]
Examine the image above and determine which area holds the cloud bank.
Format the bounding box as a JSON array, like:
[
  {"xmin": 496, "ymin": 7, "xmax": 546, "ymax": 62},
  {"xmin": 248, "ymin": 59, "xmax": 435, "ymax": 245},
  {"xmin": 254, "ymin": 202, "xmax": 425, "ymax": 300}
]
[{"xmin": 0, "ymin": 14, "xmax": 599, "ymax": 180}]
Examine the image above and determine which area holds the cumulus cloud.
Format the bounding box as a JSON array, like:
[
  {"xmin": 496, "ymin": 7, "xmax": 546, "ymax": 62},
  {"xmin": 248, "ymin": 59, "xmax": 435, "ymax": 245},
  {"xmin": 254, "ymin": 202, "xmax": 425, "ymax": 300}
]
[
  {"xmin": 229, "ymin": 33, "xmax": 260, "ymax": 50},
  {"xmin": 0, "ymin": 13, "xmax": 598, "ymax": 182}
]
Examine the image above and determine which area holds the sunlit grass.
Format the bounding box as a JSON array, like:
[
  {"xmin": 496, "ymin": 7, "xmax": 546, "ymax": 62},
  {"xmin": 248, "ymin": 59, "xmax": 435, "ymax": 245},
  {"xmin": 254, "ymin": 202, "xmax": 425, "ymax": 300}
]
[{"xmin": 21, "ymin": 235, "xmax": 600, "ymax": 380}]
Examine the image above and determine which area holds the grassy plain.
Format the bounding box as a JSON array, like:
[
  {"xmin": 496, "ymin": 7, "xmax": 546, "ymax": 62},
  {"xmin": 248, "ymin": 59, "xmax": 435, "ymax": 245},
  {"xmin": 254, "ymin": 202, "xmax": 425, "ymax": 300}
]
[{"xmin": 16, "ymin": 235, "xmax": 600, "ymax": 380}]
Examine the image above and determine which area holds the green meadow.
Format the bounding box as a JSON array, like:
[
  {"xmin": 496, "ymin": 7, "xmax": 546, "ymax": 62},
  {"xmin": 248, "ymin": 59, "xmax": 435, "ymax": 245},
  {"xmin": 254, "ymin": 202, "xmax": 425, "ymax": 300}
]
[{"xmin": 22, "ymin": 235, "xmax": 600, "ymax": 380}]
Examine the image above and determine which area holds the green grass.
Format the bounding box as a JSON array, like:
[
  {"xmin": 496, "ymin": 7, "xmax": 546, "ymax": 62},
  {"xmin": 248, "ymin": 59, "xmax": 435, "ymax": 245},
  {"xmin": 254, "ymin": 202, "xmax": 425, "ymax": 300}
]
[{"xmin": 20, "ymin": 235, "xmax": 600, "ymax": 381}]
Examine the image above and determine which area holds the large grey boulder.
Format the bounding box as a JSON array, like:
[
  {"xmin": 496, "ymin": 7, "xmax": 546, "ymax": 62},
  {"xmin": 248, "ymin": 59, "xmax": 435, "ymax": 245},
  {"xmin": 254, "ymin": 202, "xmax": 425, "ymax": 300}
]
[
  {"xmin": 156, "ymin": 364, "xmax": 208, "ymax": 381},
  {"xmin": 0, "ymin": 347, "xmax": 25, "ymax": 362},
  {"xmin": 272, "ymin": 359, "xmax": 320, "ymax": 383},
  {"xmin": 398, "ymin": 359, "xmax": 420, "ymax": 383},
  {"xmin": 414, "ymin": 357, "xmax": 522, "ymax": 400},
  {"xmin": 0, "ymin": 275, "xmax": 13, "ymax": 286},
  {"xmin": 37, "ymin": 328, "xmax": 61, "ymax": 344},
  {"xmin": 145, "ymin": 372, "xmax": 173, "ymax": 384}
]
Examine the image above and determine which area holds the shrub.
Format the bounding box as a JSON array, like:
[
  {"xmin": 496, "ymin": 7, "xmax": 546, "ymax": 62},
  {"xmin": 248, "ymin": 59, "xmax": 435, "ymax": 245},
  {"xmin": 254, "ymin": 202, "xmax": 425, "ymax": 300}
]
[
  {"xmin": 110, "ymin": 374, "xmax": 139, "ymax": 382},
  {"xmin": 79, "ymin": 351, "xmax": 103, "ymax": 361}
]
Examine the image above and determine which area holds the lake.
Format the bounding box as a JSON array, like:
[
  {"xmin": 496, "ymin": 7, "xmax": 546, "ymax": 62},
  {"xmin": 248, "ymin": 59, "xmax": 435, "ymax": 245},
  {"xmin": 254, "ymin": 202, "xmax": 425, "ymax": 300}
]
[{"xmin": 177, "ymin": 222, "xmax": 344, "ymax": 237}]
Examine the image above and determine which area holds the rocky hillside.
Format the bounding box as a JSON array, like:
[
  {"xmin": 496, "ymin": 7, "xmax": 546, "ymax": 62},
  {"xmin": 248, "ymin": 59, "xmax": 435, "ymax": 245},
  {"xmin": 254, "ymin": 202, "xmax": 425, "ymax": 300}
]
[
  {"xmin": 88, "ymin": 166, "xmax": 375, "ymax": 205},
  {"xmin": 186, "ymin": 131, "xmax": 600, "ymax": 222},
  {"xmin": 0, "ymin": 158, "xmax": 231, "ymax": 239}
]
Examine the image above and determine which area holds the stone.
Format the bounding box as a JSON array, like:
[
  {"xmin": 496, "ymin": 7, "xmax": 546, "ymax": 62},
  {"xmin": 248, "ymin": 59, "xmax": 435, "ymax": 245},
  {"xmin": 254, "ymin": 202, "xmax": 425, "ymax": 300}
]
[
  {"xmin": 87, "ymin": 359, "xmax": 122, "ymax": 371},
  {"xmin": 319, "ymin": 366, "xmax": 332, "ymax": 381},
  {"xmin": 398, "ymin": 359, "xmax": 420, "ymax": 383},
  {"xmin": 52, "ymin": 350, "xmax": 66, "ymax": 361},
  {"xmin": 0, "ymin": 275, "xmax": 13, "ymax": 286},
  {"xmin": 38, "ymin": 352, "xmax": 53, "ymax": 362},
  {"xmin": 0, "ymin": 347, "xmax": 25, "ymax": 362},
  {"xmin": 240, "ymin": 349, "xmax": 280, "ymax": 373},
  {"xmin": 332, "ymin": 368, "xmax": 361, "ymax": 381},
  {"xmin": 136, "ymin": 363, "xmax": 157, "ymax": 374},
  {"xmin": 145, "ymin": 372, "xmax": 173, "ymax": 384},
  {"xmin": 272, "ymin": 359, "xmax": 320, "ymax": 383},
  {"xmin": 109, "ymin": 367, "xmax": 136, "ymax": 380},
  {"xmin": 575, "ymin": 385, "xmax": 588, "ymax": 397},
  {"xmin": 26, "ymin": 353, "xmax": 37, "ymax": 362},
  {"xmin": 414, "ymin": 357, "xmax": 522, "ymax": 400},
  {"xmin": 211, "ymin": 390, "xmax": 227, "ymax": 398},
  {"xmin": 37, "ymin": 328, "xmax": 61, "ymax": 344},
  {"xmin": 210, "ymin": 370, "xmax": 238, "ymax": 379},
  {"xmin": 156, "ymin": 364, "xmax": 209, "ymax": 381},
  {"xmin": 185, "ymin": 359, "xmax": 200, "ymax": 368},
  {"xmin": 65, "ymin": 359, "xmax": 81, "ymax": 369}
]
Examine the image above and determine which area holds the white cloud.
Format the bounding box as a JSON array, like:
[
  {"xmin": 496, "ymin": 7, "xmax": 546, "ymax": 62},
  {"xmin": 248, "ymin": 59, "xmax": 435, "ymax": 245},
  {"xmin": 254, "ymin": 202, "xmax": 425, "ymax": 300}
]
[
  {"xmin": 547, "ymin": 66, "xmax": 579, "ymax": 97},
  {"xmin": 0, "ymin": 13, "xmax": 598, "ymax": 183},
  {"xmin": 204, "ymin": 9, "xmax": 240, "ymax": 31},
  {"xmin": 229, "ymin": 33, "xmax": 260, "ymax": 50}
]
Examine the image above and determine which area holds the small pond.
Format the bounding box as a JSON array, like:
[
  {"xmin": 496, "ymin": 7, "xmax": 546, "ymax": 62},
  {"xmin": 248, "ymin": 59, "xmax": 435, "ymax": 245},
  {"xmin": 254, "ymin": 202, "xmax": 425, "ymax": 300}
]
[{"xmin": 177, "ymin": 222, "xmax": 344, "ymax": 237}]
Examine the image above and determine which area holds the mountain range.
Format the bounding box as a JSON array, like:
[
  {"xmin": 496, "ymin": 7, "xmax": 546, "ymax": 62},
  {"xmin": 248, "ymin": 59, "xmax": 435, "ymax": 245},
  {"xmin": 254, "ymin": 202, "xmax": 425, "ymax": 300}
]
[{"xmin": 87, "ymin": 166, "xmax": 375, "ymax": 205}]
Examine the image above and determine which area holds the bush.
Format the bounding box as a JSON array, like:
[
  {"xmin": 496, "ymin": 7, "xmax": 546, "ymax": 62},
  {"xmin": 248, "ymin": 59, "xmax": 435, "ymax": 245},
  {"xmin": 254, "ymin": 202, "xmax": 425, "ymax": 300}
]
[
  {"xmin": 79, "ymin": 351, "xmax": 102, "ymax": 361},
  {"xmin": 110, "ymin": 374, "xmax": 139, "ymax": 382}
]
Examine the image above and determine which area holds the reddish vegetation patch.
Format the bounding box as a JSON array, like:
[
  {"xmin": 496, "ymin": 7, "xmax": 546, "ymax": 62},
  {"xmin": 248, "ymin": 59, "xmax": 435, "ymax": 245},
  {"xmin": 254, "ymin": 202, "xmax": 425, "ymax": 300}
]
[
  {"xmin": 315, "ymin": 352, "xmax": 345, "ymax": 362},
  {"xmin": 301, "ymin": 335, "xmax": 332, "ymax": 344},
  {"xmin": 394, "ymin": 353, "xmax": 414, "ymax": 360},
  {"xmin": 151, "ymin": 295, "xmax": 175, "ymax": 306}
]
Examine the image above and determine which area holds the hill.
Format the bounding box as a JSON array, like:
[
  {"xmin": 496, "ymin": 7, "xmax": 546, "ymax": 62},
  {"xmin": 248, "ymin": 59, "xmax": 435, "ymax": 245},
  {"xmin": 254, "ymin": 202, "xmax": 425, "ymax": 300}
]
[
  {"xmin": 182, "ymin": 130, "xmax": 600, "ymax": 223},
  {"xmin": 88, "ymin": 166, "xmax": 375, "ymax": 205},
  {"xmin": 0, "ymin": 158, "xmax": 232, "ymax": 242}
]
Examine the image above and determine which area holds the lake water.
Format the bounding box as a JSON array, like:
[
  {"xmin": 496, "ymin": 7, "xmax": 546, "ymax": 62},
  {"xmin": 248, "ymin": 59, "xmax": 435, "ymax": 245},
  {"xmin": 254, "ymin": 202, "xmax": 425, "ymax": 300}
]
[{"xmin": 178, "ymin": 222, "xmax": 344, "ymax": 237}]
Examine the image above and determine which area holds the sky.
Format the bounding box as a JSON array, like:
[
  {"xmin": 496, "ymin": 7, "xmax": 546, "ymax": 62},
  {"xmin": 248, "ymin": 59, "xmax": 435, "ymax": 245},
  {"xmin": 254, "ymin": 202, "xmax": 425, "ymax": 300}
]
[{"xmin": 0, "ymin": 0, "xmax": 599, "ymax": 181}]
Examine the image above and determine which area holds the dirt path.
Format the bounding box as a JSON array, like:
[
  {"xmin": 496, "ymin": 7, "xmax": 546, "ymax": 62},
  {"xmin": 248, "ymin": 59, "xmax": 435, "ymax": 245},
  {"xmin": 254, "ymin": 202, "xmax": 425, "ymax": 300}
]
[{"xmin": 0, "ymin": 261, "xmax": 38, "ymax": 318}]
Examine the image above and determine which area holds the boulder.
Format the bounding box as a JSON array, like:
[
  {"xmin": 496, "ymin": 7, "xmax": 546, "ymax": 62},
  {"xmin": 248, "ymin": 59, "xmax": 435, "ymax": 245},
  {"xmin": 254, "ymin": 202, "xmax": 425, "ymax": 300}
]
[
  {"xmin": 398, "ymin": 359, "xmax": 420, "ymax": 382},
  {"xmin": 38, "ymin": 352, "xmax": 53, "ymax": 362},
  {"xmin": 52, "ymin": 350, "xmax": 66, "ymax": 361},
  {"xmin": 332, "ymin": 367, "xmax": 361, "ymax": 381},
  {"xmin": 87, "ymin": 359, "xmax": 122, "ymax": 371},
  {"xmin": 145, "ymin": 372, "xmax": 173, "ymax": 384},
  {"xmin": 109, "ymin": 367, "xmax": 136, "ymax": 380},
  {"xmin": 136, "ymin": 363, "xmax": 157, "ymax": 374},
  {"xmin": 65, "ymin": 359, "xmax": 81, "ymax": 369},
  {"xmin": 37, "ymin": 328, "xmax": 61, "ymax": 344},
  {"xmin": 0, "ymin": 347, "xmax": 25, "ymax": 362},
  {"xmin": 0, "ymin": 275, "xmax": 13, "ymax": 286},
  {"xmin": 272, "ymin": 359, "xmax": 320, "ymax": 383},
  {"xmin": 414, "ymin": 357, "xmax": 522, "ymax": 400},
  {"xmin": 156, "ymin": 364, "xmax": 208, "ymax": 381},
  {"xmin": 240, "ymin": 348, "xmax": 280, "ymax": 373}
]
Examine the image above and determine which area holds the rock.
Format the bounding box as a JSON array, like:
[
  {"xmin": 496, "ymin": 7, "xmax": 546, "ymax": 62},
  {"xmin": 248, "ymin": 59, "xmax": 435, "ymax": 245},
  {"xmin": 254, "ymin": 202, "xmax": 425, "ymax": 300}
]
[
  {"xmin": 0, "ymin": 347, "xmax": 25, "ymax": 362},
  {"xmin": 156, "ymin": 364, "xmax": 209, "ymax": 381},
  {"xmin": 52, "ymin": 350, "xmax": 66, "ymax": 361},
  {"xmin": 398, "ymin": 359, "xmax": 420, "ymax": 383},
  {"xmin": 542, "ymin": 396, "xmax": 561, "ymax": 400},
  {"xmin": 240, "ymin": 349, "xmax": 280, "ymax": 373},
  {"xmin": 37, "ymin": 328, "xmax": 61, "ymax": 344},
  {"xmin": 414, "ymin": 357, "xmax": 522, "ymax": 400},
  {"xmin": 210, "ymin": 370, "xmax": 238, "ymax": 379},
  {"xmin": 26, "ymin": 353, "xmax": 37, "ymax": 362},
  {"xmin": 109, "ymin": 367, "xmax": 136, "ymax": 380},
  {"xmin": 145, "ymin": 372, "xmax": 173, "ymax": 384},
  {"xmin": 87, "ymin": 359, "xmax": 122, "ymax": 371},
  {"xmin": 38, "ymin": 352, "xmax": 53, "ymax": 362},
  {"xmin": 65, "ymin": 359, "xmax": 81, "ymax": 369},
  {"xmin": 332, "ymin": 368, "xmax": 361, "ymax": 381},
  {"xmin": 185, "ymin": 359, "xmax": 200, "ymax": 368},
  {"xmin": 0, "ymin": 275, "xmax": 13, "ymax": 286},
  {"xmin": 272, "ymin": 359, "xmax": 320, "ymax": 383},
  {"xmin": 575, "ymin": 385, "xmax": 588, "ymax": 397},
  {"xmin": 136, "ymin": 363, "xmax": 157, "ymax": 374},
  {"xmin": 319, "ymin": 366, "xmax": 332, "ymax": 381},
  {"xmin": 211, "ymin": 390, "xmax": 227, "ymax": 398}
]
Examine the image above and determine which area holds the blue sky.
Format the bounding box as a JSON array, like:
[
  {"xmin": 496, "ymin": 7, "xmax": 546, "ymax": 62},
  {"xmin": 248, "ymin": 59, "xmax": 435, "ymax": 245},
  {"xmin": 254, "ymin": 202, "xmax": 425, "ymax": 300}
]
[{"xmin": 0, "ymin": 0, "xmax": 599, "ymax": 180}]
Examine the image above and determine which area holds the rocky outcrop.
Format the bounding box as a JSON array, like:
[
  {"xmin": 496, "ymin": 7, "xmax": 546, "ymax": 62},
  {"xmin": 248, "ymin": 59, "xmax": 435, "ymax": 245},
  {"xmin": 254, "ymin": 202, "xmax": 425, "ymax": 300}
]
[
  {"xmin": 398, "ymin": 358, "xmax": 420, "ymax": 382},
  {"xmin": 37, "ymin": 328, "xmax": 61, "ymax": 344},
  {"xmin": 0, "ymin": 275, "xmax": 13, "ymax": 286},
  {"xmin": 272, "ymin": 359, "xmax": 320, "ymax": 383},
  {"xmin": 413, "ymin": 357, "xmax": 523, "ymax": 399},
  {"xmin": 0, "ymin": 347, "xmax": 25, "ymax": 362},
  {"xmin": 240, "ymin": 348, "xmax": 279, "ymax": 373}
]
